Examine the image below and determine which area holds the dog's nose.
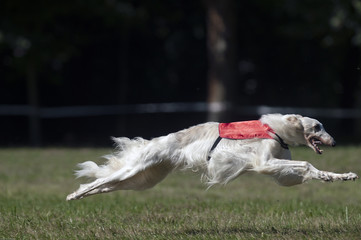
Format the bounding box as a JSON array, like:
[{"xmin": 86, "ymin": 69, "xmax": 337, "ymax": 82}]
[{"xmin": 332, "ymin": 140, "xmax": 336, "ymax": 147}]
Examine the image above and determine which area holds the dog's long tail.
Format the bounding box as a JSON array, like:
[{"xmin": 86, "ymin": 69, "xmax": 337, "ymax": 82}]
[
  {"xmin": 75, "ymin": 137, "xmax": 149, "ymax": 179},
  {"xmin": 67, "ymin": 136, "xmax": 176, "ymax": 200}
]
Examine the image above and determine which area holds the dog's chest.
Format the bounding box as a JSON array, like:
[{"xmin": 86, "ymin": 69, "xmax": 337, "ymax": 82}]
[{"xmin": 273, "ymin": 147, "xmax": 291, "ymax": 159}]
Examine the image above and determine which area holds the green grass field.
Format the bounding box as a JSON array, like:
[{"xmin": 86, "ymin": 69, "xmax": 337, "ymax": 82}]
[{"xmin": 1, "ymin": 146, "xmax": 361, "ymax": 239}]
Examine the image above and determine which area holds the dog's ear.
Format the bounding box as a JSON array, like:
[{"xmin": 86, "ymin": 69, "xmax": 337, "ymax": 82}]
[{"xmin": 284, "ymin": 115, "xmax": 303, "ymax": 130}]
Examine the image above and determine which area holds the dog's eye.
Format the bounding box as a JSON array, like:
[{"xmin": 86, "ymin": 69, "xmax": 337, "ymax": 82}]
[{"xmin": 314, "ymin": 124, "xmax": 321, "ymax": 132}]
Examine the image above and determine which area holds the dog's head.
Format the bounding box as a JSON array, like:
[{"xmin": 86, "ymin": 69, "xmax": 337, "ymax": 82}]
[
  {"xmin": 284, "ymin": 115, "xmax": 336, "ymax": 154},
  {"xmin": 300, "ymin": 116, "xmax": 336, "ymax": 154}
]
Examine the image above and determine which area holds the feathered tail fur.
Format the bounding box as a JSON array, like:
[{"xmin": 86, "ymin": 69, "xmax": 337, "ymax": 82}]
[{"xmin": 75, "ymin": 137, "xmax": 149, "ymax": 180}]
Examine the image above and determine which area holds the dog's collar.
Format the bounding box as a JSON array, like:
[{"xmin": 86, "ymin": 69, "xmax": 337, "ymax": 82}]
[
  {"xmin": 273, "ymin": 133, "xmax": 289, "ymax": 150},
  {"xmin": 207, "ymin": 122, "xmax": 289, "ymax": 161}
]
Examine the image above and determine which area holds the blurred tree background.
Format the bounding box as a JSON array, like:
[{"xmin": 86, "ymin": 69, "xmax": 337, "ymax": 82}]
[{"xmin": 0, "ymin": 0, "xmax": 360, "ymax": 146}]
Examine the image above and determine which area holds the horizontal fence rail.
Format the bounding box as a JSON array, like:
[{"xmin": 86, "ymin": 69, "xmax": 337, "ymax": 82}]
[{"xmin": 1, "ymin": 103, "xmax": 361, "ymax": 119}]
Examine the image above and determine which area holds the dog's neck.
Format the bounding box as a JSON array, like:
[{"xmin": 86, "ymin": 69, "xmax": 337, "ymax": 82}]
[{"xmin": 260, "ymin": 114, "xmax": 307, "ymax": 146}]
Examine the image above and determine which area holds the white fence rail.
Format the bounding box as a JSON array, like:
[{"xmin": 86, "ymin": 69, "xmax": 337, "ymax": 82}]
[{"xmin": 1, "ymin": 103, "xmax": 361, "ymax": 119}]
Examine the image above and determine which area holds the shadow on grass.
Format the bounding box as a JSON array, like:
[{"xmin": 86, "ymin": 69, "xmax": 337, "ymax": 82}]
[
  {"xmin": 183, "ymin": 226, "xmax": 282, "ymax": 236},
  {"xmin": 181, "ymin": 225, "xmax": 354, "ymax": 238}
]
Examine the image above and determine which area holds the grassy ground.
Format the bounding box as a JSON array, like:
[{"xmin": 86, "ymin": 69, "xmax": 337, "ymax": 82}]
[{"xmin": 0, "ymin": 146, "xmax": 361, "ymax": 239}]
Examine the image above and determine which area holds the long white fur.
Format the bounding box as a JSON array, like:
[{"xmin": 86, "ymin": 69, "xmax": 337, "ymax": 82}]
[{"xmin": 66, "ymin": 114, "xmax": 358, "ymax": 200}]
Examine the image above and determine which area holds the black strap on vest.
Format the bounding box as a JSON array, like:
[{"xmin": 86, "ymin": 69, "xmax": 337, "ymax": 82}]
[
  {"xmin": 274, "ymin": 133, "xmax": 289, "ymax": 150},
  {"xmin": 207, "ymin": 134, "xmax": 289, "ymax": 161},
  {"xmin": 207, "ymin": 136, "xmax": 222, "ymax": 161}
]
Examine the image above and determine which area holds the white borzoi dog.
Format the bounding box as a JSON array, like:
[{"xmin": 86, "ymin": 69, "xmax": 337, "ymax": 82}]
[{"xmin": 67, "ymin": 114, "xmax": 358, "ymax": 200}]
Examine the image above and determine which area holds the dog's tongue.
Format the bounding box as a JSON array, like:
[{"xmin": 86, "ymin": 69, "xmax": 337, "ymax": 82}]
[{"xmin": 312, "ymin": 139, "xmax": 323, "ymax": 154}]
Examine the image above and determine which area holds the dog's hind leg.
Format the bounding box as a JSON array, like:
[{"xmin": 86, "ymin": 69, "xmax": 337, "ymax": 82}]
[
  {"xmin": 66, "ymin": 178, "xmax": 114, "ymax": 200},
  {"xmin": 66, "ymin": 162, "xmax": 173, "ymax": 200},
  {"xmin": 255, "ymin": 159, "xmax": 358, "ymax": 186}
]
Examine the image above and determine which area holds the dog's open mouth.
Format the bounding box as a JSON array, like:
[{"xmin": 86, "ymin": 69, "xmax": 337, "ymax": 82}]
[{"xmin": 309, "ymin": 137, "xmax": 323, "ymax": 154}]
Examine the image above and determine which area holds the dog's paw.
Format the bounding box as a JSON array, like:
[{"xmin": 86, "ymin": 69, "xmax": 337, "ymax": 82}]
[
  {"xmin": 319, "ymin": 172, "xmax": 358, "ymax": 182},
  {"xmin": 341, "ymin": 172, "xmax": 358, "ymax": 181},
  {"xmin": 66, "ymin": 192, "xmax": 77, "ymax": 201}
]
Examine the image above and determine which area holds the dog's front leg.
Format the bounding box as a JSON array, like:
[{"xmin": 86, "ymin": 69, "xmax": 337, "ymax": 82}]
[{"xmin": 257, "ymin": 159, "xmax": 358, "ymax": 186}]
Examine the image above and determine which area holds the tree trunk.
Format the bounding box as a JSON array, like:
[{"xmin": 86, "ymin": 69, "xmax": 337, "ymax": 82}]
[{"xmin": 205, "ymin": 0, "xmax": 238, "ymax": 122}]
